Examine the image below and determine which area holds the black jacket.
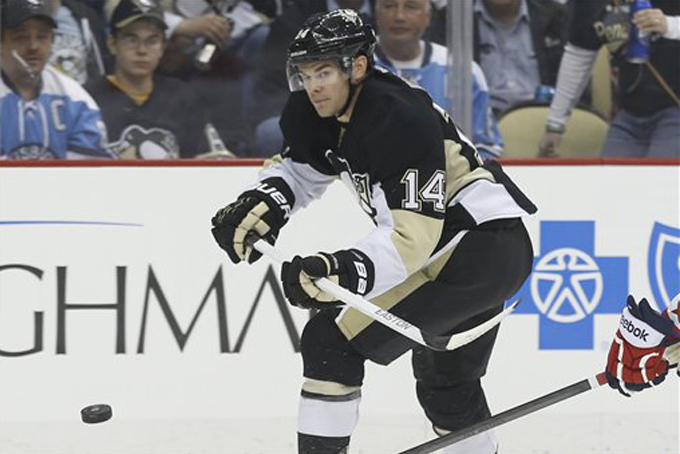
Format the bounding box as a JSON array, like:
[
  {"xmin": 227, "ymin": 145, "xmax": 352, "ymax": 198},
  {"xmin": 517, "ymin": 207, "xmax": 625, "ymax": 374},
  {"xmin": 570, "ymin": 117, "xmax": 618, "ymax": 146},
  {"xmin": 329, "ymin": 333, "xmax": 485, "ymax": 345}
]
[{"xmin": 85, "ymin": 75, "xmax": 210, "ymax": 159}]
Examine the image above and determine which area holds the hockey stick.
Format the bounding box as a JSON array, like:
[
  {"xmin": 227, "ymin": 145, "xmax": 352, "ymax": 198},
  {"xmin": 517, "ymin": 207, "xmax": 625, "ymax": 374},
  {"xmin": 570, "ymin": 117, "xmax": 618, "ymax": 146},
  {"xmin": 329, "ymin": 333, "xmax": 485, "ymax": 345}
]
[
  {"xmin": 398, "ymin": 372, "xmax": 609, "ymax": 454},
  {"xmin": 398, "ymin": 361, "xmax": 679, "ymax": 454},
  {"xmin": 251, "ymin": 238, "xmax": 518, "ymax": 352}
]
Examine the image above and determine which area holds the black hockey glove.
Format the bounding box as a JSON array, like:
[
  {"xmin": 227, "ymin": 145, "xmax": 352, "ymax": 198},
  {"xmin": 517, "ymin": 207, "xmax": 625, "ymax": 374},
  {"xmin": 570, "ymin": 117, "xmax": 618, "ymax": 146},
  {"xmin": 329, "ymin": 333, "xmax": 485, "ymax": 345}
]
[
  {"xmin": 281, "ymin": 249, "xmax": 375, "ymax": 309},
  {"xmin": 211, "ymin": 178, "xmax": 294, "ymax": 264}
]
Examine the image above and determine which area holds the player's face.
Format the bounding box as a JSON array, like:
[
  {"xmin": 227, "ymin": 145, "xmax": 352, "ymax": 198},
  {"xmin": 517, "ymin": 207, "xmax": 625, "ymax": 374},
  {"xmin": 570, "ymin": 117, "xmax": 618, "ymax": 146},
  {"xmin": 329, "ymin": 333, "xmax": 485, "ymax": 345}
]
[
  {"xmin": 297, "ymin": 61, "xmax": 351, "ymax": 118},
  {"xmin": 0, "ymin": 19, "xmax": 53, "ymax": 80},
  {"xmin": 376, "ymin": 0, "xmax": 431, "ymax": 44},
  {"xmin": 110, "ymin": 20, "xmax": 165, "ymax": 80}
]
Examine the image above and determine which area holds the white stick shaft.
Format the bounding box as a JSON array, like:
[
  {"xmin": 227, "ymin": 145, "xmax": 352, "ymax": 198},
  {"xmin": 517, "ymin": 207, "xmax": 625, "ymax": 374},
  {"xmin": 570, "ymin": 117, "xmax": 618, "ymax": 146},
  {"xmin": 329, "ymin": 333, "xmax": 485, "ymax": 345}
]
[
  {"xmin": 252, "ymin": 240, "xmax": 515, "ymax": 351},
  {"xmin": 253, "ymin": 240, "xmax": 429, "ymax": 345}
]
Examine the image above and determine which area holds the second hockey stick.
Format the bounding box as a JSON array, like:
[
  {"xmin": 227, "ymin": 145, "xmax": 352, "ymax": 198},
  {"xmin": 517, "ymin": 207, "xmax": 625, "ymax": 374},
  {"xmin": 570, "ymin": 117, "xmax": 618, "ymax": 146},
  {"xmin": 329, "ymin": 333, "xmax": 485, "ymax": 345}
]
[
  {"xmin": 252, "ymin": 239, "xmax": 517, "ymax": 352},
  {"xmin": 397, "ymin": 372, "xmax": 610, "ymax": 454},
  {"xmin": 399, "ymin": 360, "xmax": 679, "ymax": 454}
]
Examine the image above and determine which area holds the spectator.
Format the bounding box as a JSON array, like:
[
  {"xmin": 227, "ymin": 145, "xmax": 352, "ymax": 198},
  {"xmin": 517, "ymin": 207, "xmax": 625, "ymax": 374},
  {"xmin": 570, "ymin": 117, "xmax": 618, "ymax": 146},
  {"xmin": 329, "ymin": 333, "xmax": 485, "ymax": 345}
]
[
  {"xmin": 155, "ymin": 0, "xmax": 275, "ymax": 156},
  {"xmin": 474, "ymin": 0, "xmax": 570, "ymax": 117},
  {"xmin": 47, "ymin": 0, "xmax": 111, "ymax": 85},
  {"xmin": 0, "ymin": 0, "xmax": 111, "ymax": 160},
  {"xmin": 539, "ymin": 0, "xmax": 680, "ymax": 159},
  {"xmin": 247, "ymin": 0, "xmax": 374, "ymax": 156},
  {"xmin": 86, "ymin": 0, "xmax": 216, "ymax": 159},
  {"xmin": 374, "ymin": 0, "xmax": 504, "ymax": 160}
]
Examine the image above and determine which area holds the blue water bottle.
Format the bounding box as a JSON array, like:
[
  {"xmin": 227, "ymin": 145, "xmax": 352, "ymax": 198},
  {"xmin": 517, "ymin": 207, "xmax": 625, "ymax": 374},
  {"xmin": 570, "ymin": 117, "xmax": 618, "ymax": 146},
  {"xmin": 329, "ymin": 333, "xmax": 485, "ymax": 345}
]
[
  {"xmin": 627, "ymin": 0, "xmax": 652, "ymax": 64},
  {"xmin": 534, "ymin": 85, "xmax": 555, "ymax": 104}
]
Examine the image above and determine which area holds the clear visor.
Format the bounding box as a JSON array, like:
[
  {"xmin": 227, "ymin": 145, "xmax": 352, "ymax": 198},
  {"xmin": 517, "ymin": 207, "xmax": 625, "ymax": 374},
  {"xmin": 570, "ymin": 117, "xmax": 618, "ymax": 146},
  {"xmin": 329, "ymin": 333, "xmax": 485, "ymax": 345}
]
[{"xmin": 286, "ymin": 60, "xmax": 351, "ymax": 92}]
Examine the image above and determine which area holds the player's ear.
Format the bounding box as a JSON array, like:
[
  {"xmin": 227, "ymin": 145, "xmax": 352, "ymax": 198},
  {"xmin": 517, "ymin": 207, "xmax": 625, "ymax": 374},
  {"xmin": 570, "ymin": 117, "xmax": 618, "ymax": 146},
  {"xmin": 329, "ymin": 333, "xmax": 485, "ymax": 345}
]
[{"xmin": 352, "ymin": 55, "xmax": 368, "ymax": 82}]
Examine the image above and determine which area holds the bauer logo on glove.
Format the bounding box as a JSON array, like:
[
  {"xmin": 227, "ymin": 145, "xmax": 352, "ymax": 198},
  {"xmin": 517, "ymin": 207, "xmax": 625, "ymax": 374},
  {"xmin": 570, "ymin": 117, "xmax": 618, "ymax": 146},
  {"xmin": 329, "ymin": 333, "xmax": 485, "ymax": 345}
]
[{"xmin": 211, "ymin": 177, "xmax": 295, "ymax": 264}]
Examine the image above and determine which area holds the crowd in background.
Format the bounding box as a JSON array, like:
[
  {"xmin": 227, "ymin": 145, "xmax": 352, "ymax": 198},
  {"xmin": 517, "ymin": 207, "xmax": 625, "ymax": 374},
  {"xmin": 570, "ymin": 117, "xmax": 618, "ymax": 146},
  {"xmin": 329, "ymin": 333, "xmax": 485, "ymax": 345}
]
[{"xmin": 0, "ymin": 0, "xmax": 678, "ymax": 160}]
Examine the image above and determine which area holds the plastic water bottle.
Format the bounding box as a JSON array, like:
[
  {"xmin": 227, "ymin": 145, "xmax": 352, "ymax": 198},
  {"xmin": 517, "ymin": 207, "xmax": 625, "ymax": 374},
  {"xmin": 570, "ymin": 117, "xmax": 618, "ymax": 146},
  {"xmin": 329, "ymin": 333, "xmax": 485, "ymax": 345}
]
[{"xmin": 627, "ymin": 0, "xmax": 652, "ymax": 64}]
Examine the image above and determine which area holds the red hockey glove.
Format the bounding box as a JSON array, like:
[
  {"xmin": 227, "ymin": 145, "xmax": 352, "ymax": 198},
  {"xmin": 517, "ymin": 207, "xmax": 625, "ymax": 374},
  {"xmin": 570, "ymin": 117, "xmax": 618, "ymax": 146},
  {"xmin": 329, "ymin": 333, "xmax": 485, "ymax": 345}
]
[
  {"xmin": 605, "ymin": 295, "xmax": 677, "ymax": 397},
  {"xmin": 281, "ymin": 249, "xmax": 375, "ymax": 309}
]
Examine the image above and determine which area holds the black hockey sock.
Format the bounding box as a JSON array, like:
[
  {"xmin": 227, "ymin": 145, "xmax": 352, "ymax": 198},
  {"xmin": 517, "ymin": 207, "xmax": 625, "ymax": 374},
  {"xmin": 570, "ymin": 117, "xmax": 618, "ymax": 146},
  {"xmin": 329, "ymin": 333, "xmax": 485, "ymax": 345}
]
[{"xmin": 298, "ymin": 433, "xmax": 350, "ymax": 454}]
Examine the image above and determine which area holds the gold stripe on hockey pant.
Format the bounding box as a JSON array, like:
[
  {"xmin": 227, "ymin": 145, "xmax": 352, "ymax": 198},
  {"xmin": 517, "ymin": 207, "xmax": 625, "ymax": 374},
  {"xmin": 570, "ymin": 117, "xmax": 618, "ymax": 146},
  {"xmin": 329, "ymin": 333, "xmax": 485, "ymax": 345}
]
[{"xmin": 336, "ymin": 243, "xmax": 458, "ymax": 341}]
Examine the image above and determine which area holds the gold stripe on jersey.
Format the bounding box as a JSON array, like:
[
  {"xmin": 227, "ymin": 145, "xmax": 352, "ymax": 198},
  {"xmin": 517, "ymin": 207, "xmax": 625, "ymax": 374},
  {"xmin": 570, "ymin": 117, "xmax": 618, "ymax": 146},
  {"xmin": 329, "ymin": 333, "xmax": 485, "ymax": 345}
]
[
  {"xmin": 444, "ymin": 139, "xmax": 495, "ymax": 200},
  {"xmin": 337, "ymin": 242, "xmax": 459, "ymax": 341},
  {"xmin": 390, "ymin": 209, "xmax": 443, "ymax": 276}
]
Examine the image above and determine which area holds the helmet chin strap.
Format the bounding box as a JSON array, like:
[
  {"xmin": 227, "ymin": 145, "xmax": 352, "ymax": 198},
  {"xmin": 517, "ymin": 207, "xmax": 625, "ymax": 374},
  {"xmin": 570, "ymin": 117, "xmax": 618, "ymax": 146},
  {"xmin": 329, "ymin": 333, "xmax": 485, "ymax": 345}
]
[{"xmin": 335, "ymin": 81, "xmax": 357, "ymax": 119}]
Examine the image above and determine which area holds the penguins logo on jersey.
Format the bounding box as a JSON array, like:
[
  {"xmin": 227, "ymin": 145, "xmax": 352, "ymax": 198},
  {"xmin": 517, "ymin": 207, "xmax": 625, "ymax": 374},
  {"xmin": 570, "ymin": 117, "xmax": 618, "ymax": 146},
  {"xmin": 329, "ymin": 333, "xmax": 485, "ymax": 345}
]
[
  {"xmin": 325, "ymin": 150, "xmax": 377, "ymax": 220},
  {"xmin": 3, "ymin": 144, "xmax": 58, "ymax": 160},
  {"xmin": 109, "ymin": 125, "xmax": 180, "ymax": 159},
  {"xmin": 51, "ymin": 33, "xmax": 87, "ymax": 84}
]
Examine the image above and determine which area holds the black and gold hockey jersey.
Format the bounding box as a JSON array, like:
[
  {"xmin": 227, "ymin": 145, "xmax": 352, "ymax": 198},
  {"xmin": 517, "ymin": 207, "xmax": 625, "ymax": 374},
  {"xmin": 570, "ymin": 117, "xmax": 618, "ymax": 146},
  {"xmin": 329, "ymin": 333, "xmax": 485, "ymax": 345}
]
[
  {"xmin": 85, "ymin": 75, "xmax": 209, "ymax": 159},
  {"xmin": 259, "ymin": 70, "xmax": 537, "ymax": 305}
]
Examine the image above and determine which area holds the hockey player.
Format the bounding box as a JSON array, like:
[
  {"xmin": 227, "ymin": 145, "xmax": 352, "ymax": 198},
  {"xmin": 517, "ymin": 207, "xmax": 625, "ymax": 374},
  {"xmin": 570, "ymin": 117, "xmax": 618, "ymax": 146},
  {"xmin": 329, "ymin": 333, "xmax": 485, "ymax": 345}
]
[
  {"xmin": 0, "ymin": 0, "xmax": 111, "ymax": 159},
  {"xmin": 212, "ymin": 9, "xmax": 537, "ymax": 454},
  {"xmin": 605, "ymin": 293, "xmax": 680, "ymax": 397}
]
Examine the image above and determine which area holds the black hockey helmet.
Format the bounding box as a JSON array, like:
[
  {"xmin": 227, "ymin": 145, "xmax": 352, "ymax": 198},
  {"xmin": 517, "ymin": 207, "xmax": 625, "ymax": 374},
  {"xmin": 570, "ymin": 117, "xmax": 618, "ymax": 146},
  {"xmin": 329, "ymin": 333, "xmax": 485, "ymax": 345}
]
[
  {"xmin": 1, "ymin": 0, "xmax": 57, "ymax": 30},
  {"xmin": 286, "ymin": 9, "xmax": 376, "ymax": 92}
]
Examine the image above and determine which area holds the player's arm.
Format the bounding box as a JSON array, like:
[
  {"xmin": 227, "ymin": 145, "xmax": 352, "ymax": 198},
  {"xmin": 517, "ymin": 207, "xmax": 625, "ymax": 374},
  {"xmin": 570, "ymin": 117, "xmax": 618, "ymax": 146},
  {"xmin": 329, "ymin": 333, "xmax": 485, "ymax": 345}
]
[
  {"xmin": 281, "ymin": 108, "xmax": 446, "ymax": 308},
  {"xmin": 211, "ymin": 90, "xmax": 342, "ymax": 264},
  {"xmin": 605, "ymin": 294, "xmax": 680, "ymax": 397},
  {"xmin": 211, "ymin": 147, "xmax": 336, "ymax": 264}
]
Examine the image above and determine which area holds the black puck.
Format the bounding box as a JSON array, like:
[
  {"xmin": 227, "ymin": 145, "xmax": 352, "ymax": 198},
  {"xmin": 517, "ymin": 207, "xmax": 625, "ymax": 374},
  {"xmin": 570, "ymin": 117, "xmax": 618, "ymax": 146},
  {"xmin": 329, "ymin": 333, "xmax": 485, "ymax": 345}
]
[{"xmin": 80, "ymin": 404, "xmax": 113, "ymax": 424}]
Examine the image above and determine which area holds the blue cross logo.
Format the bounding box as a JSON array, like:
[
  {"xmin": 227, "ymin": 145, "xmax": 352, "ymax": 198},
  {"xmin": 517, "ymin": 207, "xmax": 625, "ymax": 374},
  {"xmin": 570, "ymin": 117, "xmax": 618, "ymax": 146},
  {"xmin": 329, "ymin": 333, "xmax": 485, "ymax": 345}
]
[{"xmin": 512, "ymin": 221, "xmax": 628, "ymax": 350}]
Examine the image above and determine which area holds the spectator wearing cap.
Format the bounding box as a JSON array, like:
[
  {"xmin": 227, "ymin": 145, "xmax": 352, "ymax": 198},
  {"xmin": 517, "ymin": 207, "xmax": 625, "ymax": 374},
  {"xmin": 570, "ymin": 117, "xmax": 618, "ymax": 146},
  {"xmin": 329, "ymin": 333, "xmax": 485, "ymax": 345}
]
[
  {"xmin": 0, "ymin": 0, "xmax": 112, "ymax": 160},
  {"xmin": 85, "ymin": 0, "xmax": 219, "ymax": 159}
]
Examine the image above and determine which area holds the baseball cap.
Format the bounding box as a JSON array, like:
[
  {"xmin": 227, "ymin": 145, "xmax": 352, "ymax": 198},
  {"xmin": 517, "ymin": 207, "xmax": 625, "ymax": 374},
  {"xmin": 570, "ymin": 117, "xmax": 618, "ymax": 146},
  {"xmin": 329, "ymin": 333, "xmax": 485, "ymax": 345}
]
[
  {"xmin": 1, "ymin": 0, "xmax": 57, "ymax": 29},
  {"xmin": 110, "ymin": 0, "xmax": 167, "ymax": 32}
]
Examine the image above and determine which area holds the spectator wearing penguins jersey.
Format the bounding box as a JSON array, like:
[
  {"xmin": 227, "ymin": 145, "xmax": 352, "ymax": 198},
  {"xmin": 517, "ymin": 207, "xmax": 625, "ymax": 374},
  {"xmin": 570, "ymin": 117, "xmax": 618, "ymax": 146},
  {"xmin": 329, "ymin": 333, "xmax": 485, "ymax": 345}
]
[
  {"xmin": 86, "ymin": 0, "xmax": 219, "ymax": 159},
  {"xmin": 374, "ymin": 0, "xmax": 504, "ymax": 160},
  {"xmin": 539, "ymin": 0, "xmax": 680, "ymax": 159},
  {"xmin": 0, "ymin": 0, "xmax": 111, "ymax": 160}
]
